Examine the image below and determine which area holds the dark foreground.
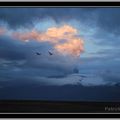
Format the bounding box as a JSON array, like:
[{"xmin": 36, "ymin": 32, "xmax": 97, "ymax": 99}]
[
  {"xmin": 1, "ymin": 84, "xmax": 120, "ymax": 113},
  {"xmin": 0, "ymin": 100, "xmax": 120, "ymax": 113}
]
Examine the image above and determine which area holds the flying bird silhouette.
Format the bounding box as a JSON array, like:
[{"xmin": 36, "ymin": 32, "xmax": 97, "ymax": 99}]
[
  {"xmin": 36, "ymin": 52, "xmax": 41, "ymax": 55},
  {"xmin": 48, "ymin": 51, "xmax": 53, "ymax": 55}
]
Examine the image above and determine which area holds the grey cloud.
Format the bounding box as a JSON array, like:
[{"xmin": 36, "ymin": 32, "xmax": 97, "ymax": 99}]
[
  {"xmin": 0, "ymin": 8, "xmax": 96, "ymax": 29},
  {"xmin": 1, "ymin": 7, "xmax": 120, "ymax": 36},
  {"xmin": 0, "ymin": 36, "xmax": 26, "ymax": 60},
  {"xmin": 96, "ymin": 8, "xmax": 120, "ymax": 35},
  {"xmin": 0, "ymin": 35, "xmax": 78, "ymax": 85}
]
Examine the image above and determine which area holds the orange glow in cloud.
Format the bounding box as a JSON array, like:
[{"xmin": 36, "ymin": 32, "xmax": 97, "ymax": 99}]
[
  {"xmin": 0, "ymin": 27, "xmax": 6, "ymax": 35},
  {"xmin": 12, "ymin": 25, "xmax": 78, "ymax": 43},
  {"xmin": 46, "ymin": 25, "xmax": 77, "ymax": 39},
  {"xmin": 55, "ymin": 39, "xmax": 84, "ymax": 57},
  {"xmin": 12, "ymin": 25, "xmax": 84, "ymax": 57},
  {"xmin": 12, "ymin": 30, "xmax": 39, "ymax": 42}
]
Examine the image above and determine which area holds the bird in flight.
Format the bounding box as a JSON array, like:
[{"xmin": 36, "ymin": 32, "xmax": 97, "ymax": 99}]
[
  {"xmin": 36, "ymin": 52, "xmax": 41, "ymax": 55},
  {"xmin": 48, "ymin": 51, "xmax": 53, "ymax": 56},
  {"xmin": 36, "ymin": 51, "xmax": 53, "ymax": 56}
]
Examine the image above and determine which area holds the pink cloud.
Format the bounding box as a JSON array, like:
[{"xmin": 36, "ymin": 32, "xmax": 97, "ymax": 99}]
[{"xmin": 2, "ymin": 24, "xmax": 84, "ymax": 57}]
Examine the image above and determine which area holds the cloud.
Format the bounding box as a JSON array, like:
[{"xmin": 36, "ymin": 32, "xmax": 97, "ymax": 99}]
[
  {"xmin": 1, "ymin": 7, "xmax": 120, "ymax": 36},
  {"xmin": 0, "ymin": 8, "xmax": 96, "ymax": 28},
  {"xmin": 0, "ymin": 32, "xmax": 80, "ymax": 82},
  {"xmin": 0, "ymin": 8, "xmax": 42, "ymax": 28},
  {"xmin": 1, "ymin": 24, "xmax": 84, "ymax": 57},
  {"xmin": 0, "ymin": 27, "xmax": 6, "ymax": 35},
  {"xmin": 55, "ymin": 38, "xmax": 84, "ymax": 57},
  {"xmin": 96, "ymin": 8, "xmax": 120, "ymax": 35},
  {"xmin": 0, "ymin": 36, "xmax": 26, "ymax": 61},
  {"xmin": 12, "ymin": 25, "xmax": 77, "ymax": 43},
  {"xmin": 1, "ymin": 7, "xmax": 120, "ymax": 86}
]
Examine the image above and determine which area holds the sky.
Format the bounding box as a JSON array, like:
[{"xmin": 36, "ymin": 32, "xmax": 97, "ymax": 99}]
[{"xmin": 0, "ymin": 7, "xmax": 120, "ymax": 86}]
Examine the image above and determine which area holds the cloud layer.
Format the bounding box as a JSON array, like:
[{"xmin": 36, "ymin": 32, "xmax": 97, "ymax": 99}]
[
  {"xmin": 0, "ymin": 7, "xmax": 120, "ymax": 87},
  {"xmin": 0, "ymin": 25, "xmax": 84, "ymax": 57}
]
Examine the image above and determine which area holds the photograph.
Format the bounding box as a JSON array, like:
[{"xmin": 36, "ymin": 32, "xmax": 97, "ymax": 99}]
[{"xmin": 0, "ymin": 2, "xmax": 120, "ymax": 117}]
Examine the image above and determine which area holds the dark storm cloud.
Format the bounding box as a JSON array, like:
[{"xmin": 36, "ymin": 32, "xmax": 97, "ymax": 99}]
[
  {"xmin": 0, "ymin": 35, "xmax": 53, "ymax": 61},
  {"xmin": 0, "ymin": 7, "xmax": 120, "ymax": 35},
  {"xmin": 1, "ymin": 7, "xmax": 120, "ymax": 86},
  {"xmin": 0, "ymin": 36, "xmax": 26, "ymax": 60},
  {"xmin": 0, "ymin": 8, "xmax": 42, "ymax": 28},
  {"xmin": 0, "ymin": 7, "xmax": 120, "ymax": 63},
  {"xmin": 0, "ymin": 8, "xmax": 96, "ymax": 28},
  {"xmin": 78, "ymin": 8, "xmax": 120, "ymax": 54},
  {"xmin": 96, "ymin": 8, "xmax": 120, "ymax": 35},
  {"xmin": 0, "ymin": 34, "xmax": 77, "ymax": 81}
]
